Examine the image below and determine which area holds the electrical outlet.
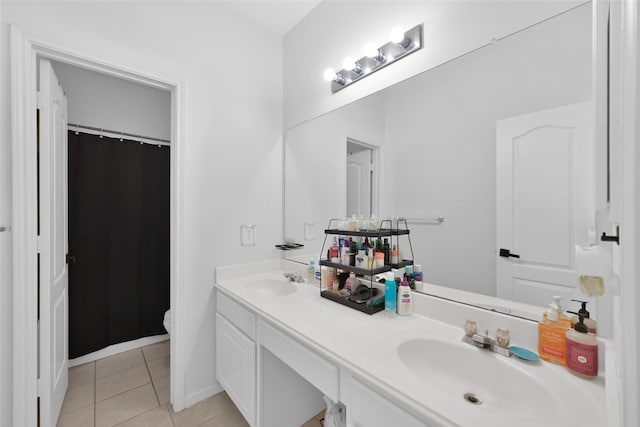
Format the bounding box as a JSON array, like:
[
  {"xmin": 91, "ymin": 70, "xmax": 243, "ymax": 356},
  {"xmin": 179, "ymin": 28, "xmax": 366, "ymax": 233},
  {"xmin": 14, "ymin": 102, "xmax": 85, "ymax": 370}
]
[
  {"xmin": 304, "ymin": 222, "xmax": 315, "ymax": 241},
  {"xmin": 241, "ymin": 224, "xmax": 256, "ymax": 246}
]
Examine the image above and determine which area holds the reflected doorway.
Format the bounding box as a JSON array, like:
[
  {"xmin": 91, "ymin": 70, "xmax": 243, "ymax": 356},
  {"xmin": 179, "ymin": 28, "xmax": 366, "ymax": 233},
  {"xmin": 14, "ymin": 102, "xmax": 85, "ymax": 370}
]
[{"xmin": 346, "ymin": 139, "xmax": 378, "ymax": 218}]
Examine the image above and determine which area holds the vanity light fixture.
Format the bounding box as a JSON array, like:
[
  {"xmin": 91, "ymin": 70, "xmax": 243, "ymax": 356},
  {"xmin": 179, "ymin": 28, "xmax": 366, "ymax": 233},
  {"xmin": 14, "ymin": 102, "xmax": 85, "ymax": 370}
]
[{"xmin": 324, "ymin": 23, "xmax": 423, "ymax": 93}]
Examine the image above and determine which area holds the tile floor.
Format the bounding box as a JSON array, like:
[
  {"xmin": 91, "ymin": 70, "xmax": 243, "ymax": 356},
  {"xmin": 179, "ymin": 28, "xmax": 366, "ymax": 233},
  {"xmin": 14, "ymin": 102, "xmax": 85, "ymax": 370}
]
[{"xmin": 57, "ymin": 340, "xmax": 249, "ymax": 427}]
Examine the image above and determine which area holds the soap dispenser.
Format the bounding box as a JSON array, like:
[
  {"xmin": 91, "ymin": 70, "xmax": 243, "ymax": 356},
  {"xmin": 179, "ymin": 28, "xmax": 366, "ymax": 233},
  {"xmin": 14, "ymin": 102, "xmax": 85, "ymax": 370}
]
[
  {"xmin": 565, "ymin": 311, "xmax": 598, "ymax": 379},
  {"xmin": 570, "ymin": 300, "xmax": 597, "ymax": 334},
  {"xmin": 543, "ymin": 296, "xmax": 572, "ymax": 328},
  {"xmin": 538, "ymin": 303, "xmax": 567, "ymax": 366}
]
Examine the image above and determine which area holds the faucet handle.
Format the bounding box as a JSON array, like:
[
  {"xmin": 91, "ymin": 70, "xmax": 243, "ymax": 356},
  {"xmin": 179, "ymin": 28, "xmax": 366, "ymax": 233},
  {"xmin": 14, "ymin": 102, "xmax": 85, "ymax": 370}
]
[
  {"xmin": 464, "ymin": 320, "xmax": 478, "ymax": 337},
  {"xmin": 495, "ymin": 328, "xmax": 511, "ymax": 348}
]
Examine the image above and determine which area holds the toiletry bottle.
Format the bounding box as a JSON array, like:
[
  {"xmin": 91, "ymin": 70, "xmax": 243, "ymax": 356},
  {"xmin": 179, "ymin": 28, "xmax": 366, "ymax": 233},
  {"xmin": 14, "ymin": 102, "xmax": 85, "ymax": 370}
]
[
  {"xmin": 383, "ymin": 238, "xmax": 390, "ymax": 264},
  {"xmin": 375, "ymin": 239, "xmax": 383, "ymax": 254},
  {"xmin": 570, "ymin": 300, "xmax": 597, "ymax": 333},
  {"xmin": 565, "ymin": 311, "xmax": 598, "ymax": 379},
  {"xmin": 542, "ymin": 296, "xmax": 572, "ymax": 328},
  {"xmin": 405, "ymin": 265, "xmax": 415, "ymax": 289},
  {"xmin": 538, "ymin": 303, "xmax": 568, "ymax": 366},
  {"xmin": 320, "ymin": 265, "xmax": 328, "ymax": 288},
  {"xmin": 349, "ymin": 240, "xmax": 356, "ymax": 266},
  {"xmin": 375, "ymin": 252, "xmax": 385, "ymax": 268},
  {"xmin": 345, "ymin": 273, "xmax": 357, "ymax": 295},
  {"xmin": 308, "ymin": 258, "xmax": 316, "ymax": 282},
  {"xmin": 414, "ymin": 264, "xmax": 423, "ymax": 291},
  {"xmin": 391, "ymin": 245, "xmax": 399, "ymax": 265},
  {"xmin": 384, "ymin": 272, "xmax": 397, "ymax": 316},
  {"xmin": 330, "ymin": 237, "xmax": 339, "ymax": 260},
  {"xmin": 362, "ymin": 237, "xmax": 371, "ymax": 250},
  {"xmin": 397, "ymin": 277, "xmax": 412, "ymax": 315},
  {"xmin": 355, "ymin": 249, "xmax": 366, "ymax": 269},
  {"xmin": 342, "ymin": 239, "xmax": 350, "ymax": 265}
]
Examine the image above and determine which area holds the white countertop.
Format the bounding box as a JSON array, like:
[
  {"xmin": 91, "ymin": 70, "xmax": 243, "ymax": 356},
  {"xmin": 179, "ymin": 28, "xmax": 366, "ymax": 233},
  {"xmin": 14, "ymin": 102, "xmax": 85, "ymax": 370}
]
[{"xmin": 215, "ymin": 261, "xmax": 613, "ymax": 427}]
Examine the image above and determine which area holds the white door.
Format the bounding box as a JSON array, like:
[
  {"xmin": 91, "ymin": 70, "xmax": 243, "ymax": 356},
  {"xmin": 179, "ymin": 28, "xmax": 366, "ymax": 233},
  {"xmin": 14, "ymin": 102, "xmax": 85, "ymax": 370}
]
[
  {"xmin": 496, "ymin": 101, "xmax": 594, "ymax": 306},
  {"xmin": 38, "ymin": 58, "xmax": 69, "ymax": 427},
  {"xmin": 347, "ymin": 145, "xmax": 373, "ymax": 217}
]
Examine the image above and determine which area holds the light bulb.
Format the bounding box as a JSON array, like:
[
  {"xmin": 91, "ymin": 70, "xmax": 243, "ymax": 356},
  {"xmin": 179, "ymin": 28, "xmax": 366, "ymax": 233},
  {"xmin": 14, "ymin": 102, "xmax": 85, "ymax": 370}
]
[
  {"xmin": 364, "ymin": 42, "xmax": 379, "ymax": 58},
  {"xmin": 390, "ymin": 26, "xmax": 405, "ymax": 44},
  {"xmin": 343, "ymin": 56, "xmax": 357, "ymax": 71},
  {"xmin": 323, "ymin": 68, "xmax": 337, "ymax": 82}
]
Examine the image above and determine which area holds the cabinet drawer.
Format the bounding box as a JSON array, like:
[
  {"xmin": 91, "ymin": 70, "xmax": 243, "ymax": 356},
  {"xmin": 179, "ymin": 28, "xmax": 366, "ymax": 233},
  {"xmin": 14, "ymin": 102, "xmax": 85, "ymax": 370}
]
[
  {"xmin": 258, "ymin": 320, "xmax": 339, "ymax": 402},
  {"xmin": 217, "ymin": 290, "xmax": 256, "ymax": 340},
  {"xmin": 346, "ymin": 376, "xmax": 428, "ymax": 427}
]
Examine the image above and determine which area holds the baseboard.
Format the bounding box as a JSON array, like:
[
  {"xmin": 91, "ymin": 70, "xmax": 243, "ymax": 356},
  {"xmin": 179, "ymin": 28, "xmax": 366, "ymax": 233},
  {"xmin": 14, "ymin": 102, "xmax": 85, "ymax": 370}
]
[
  {"xmin": 69, "ymin": 334, "xmax": 169, "ymax": 367},
  {"xmin": 184, "ymin": 382, "xmax": 224, "ymax": 409}
]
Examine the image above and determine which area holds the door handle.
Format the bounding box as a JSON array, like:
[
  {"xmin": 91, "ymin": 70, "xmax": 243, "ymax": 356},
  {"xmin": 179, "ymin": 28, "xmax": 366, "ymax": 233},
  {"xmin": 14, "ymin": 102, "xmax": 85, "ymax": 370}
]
[
  {"xmin": 499, "ymin": 248, "xmax": 520, "ymax": 259},
  {"xmin": 601, "ymin": 225, "xmax": 620, "ymax": 245}
]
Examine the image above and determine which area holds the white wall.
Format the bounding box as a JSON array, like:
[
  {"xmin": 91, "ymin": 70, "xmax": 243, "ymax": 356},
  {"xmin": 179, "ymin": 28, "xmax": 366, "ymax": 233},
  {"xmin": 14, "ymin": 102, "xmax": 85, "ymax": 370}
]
[
  {"xmin": 0, "ymin": 2, "xmax": 14, "ymax": 425},
  {"xmin": 384, "ymin": 4, "xmax": 592, "ymax": 296},
  {"xmin": 1, "ymin": 0, "xmax": 283, "ymax": 415},
  {"xmin": 284, "ymin": 0, "xmax": 586, "ymax": 129},
  {"xmin": 51, "ymin": 61, "xmax": 171, "ymax": 140}
]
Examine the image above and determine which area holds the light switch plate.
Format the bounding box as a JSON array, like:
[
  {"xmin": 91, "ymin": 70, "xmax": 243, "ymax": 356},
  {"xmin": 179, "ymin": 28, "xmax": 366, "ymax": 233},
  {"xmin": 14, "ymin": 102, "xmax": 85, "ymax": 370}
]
[
  {"xmin": 304, "ymin": 222, "xmax": 315, "ymax": 241},
  {"xmin": 241, "ymin": 224, "xmax": 256, "ymax": 246}
]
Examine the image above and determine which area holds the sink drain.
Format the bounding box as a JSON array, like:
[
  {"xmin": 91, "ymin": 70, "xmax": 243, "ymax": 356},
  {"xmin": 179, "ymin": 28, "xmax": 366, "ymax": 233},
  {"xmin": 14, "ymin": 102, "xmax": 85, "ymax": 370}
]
[{"xmin": 463, "ymin": 393, "xmax": 483, "ymax": 405}]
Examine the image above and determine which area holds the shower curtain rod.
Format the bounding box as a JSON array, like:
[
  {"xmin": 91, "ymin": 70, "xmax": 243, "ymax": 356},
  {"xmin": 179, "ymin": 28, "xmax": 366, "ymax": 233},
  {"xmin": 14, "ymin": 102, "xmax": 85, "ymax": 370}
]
[{"xmin": 68, "ymin": 123, "xmax": 171, "ymax": 146}]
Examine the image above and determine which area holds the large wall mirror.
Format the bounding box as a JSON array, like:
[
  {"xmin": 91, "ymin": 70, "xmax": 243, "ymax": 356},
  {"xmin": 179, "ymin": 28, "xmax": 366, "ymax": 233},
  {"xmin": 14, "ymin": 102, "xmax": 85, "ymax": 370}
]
[{"xmin": 284, "ymin": 2, "xmax": 610, "ymax": 330}]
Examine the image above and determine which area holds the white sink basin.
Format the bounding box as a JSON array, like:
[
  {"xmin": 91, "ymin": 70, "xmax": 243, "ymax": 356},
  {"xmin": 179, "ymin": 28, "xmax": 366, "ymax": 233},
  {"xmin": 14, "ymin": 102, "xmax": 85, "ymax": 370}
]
[
  {"xmin": 244, "ymin": 278, "xmax": 297, "ymax": 296},
  {"xmin": 397, "ymin": 338, "xmax": 609, "ymax": 425},
  {"xmin": 398, "ymin": 339, "xmax": 556, "ymax": 422}
]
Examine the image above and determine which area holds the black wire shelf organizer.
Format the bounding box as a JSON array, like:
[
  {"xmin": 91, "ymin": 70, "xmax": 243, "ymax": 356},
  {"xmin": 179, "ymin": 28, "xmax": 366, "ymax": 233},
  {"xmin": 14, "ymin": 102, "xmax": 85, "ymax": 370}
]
[{"xmin": 318, "ymin": 218, "xmax": 414, "ymax": 315}]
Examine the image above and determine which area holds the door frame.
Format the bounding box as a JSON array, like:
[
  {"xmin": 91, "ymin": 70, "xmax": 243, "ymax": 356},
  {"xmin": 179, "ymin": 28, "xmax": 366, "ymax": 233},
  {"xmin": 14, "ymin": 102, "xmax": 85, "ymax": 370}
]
[{"xmin": 10, "ymin": 26, "xmax": 186, "ymax": 426}]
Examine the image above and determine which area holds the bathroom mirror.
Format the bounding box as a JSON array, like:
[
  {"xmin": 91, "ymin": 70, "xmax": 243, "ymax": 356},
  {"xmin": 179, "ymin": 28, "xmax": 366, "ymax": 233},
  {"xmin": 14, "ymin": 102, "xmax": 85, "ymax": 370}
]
[{"xmin": 284, "ymin": 3, "xmax": 606, "ymax": 322}]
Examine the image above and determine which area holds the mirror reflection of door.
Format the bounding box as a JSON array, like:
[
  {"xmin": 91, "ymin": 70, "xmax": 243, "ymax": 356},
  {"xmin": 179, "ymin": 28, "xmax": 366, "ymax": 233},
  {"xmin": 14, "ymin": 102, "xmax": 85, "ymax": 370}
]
[
  {"xmin": 496, "ymin": 101, "xmax": 594, "ymax": 306},
  {"xmin": 346, "ymin": 139, "xmax": 376, "ymax": 218}
]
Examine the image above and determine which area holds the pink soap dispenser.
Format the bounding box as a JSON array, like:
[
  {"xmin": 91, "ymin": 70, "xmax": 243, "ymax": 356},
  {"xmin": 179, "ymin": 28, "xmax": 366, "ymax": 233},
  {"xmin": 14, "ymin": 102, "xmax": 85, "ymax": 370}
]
[{"xmin": 565, "ymin": 311, "xmax": 598, "ymax": 380}]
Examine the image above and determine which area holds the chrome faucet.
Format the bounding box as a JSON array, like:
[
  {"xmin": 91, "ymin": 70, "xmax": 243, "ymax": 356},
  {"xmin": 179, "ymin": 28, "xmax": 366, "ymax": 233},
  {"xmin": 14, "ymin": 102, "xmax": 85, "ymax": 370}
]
[
  {"xmin": 283, "ymin": 271, "xmax": 305, "ymax": 283},
  {"xmin": 462, "ymin": 321, "xmax": 511, "ymax": 357}
]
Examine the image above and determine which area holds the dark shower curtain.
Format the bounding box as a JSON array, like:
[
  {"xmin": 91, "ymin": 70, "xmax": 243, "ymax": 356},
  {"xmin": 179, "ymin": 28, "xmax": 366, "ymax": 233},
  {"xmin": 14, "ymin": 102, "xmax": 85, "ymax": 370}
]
[{"xmin": 68, "ymin": 131, "xmax": 170, "ymax": 359}]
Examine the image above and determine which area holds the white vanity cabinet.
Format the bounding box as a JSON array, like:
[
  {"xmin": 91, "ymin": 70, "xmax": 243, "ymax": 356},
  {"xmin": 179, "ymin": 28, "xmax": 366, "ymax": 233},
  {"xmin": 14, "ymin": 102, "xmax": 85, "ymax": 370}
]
[
  {"xmin": 216, "ymin": 292, "xmax": 257, "ymax": 426},
  {"xmin": 342, "ymin": 375, "xmax": 430, "ymax": 427}
]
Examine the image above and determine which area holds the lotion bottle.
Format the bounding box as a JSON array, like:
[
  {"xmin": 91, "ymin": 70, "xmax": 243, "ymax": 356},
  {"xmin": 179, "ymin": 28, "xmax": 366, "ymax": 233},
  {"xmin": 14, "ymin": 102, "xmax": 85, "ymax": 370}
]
[
  {"xmin": 384, "ymin": 272, "xmax": 397, "ymax": 316},
  {"xmin": 565, "ymin": 311, "xmax": 598, "ymax": 379},
  {"xmin": 397, "ymin": 277, "xmax": 412, "ymax": 315}
]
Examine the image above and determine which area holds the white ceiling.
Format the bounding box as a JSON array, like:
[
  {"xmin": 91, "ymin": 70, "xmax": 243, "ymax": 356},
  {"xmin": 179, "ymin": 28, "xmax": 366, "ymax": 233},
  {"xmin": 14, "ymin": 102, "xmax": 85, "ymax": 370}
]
[{"xmin": 220, "ymin": 0, "xmax": 322, "ymax": 37}]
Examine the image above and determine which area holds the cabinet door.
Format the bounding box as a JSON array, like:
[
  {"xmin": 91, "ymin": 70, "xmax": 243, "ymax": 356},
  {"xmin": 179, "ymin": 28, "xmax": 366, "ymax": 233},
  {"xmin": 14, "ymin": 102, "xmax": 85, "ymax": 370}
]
[
  {"xmin": 216, "ymin": 313, "xmax": 256, "ymax": 426},
  {"xmin": 345, "ymin": 376, "xmax": 429, "ymax": 427}
]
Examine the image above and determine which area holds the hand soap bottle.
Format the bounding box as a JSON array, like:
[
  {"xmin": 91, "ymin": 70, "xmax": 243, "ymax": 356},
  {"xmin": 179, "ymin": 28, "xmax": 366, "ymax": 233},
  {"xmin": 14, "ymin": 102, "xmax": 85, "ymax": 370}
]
[
  {"xmin": 538, "ymin": 302, "xmax": 567, "ymax": 366},
  {"xmin": 570, "ymin": 300, "xmax": 597, "ymax": 334},
  {"xmin": 543, "ymin": 296, "xmax": 572, "ymax": 328},
  {"xmin": 565, "ymin": 311, "xmax": 598, "ymax": 379}
]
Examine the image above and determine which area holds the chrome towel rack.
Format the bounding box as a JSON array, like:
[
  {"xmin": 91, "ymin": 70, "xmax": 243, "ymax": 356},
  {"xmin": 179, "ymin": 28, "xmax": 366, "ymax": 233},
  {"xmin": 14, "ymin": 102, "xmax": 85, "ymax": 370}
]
[{"xmin": 398, "ymin": 217, "xmax": 444, "ymax": 225}]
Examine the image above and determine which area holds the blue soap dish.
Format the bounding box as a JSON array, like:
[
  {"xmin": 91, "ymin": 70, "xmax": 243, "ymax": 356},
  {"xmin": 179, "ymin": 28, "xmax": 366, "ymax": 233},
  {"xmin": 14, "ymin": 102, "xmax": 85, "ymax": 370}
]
[{"xmin": 509, "ymin": 346, "xmax": 540, "ymax": 361}]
